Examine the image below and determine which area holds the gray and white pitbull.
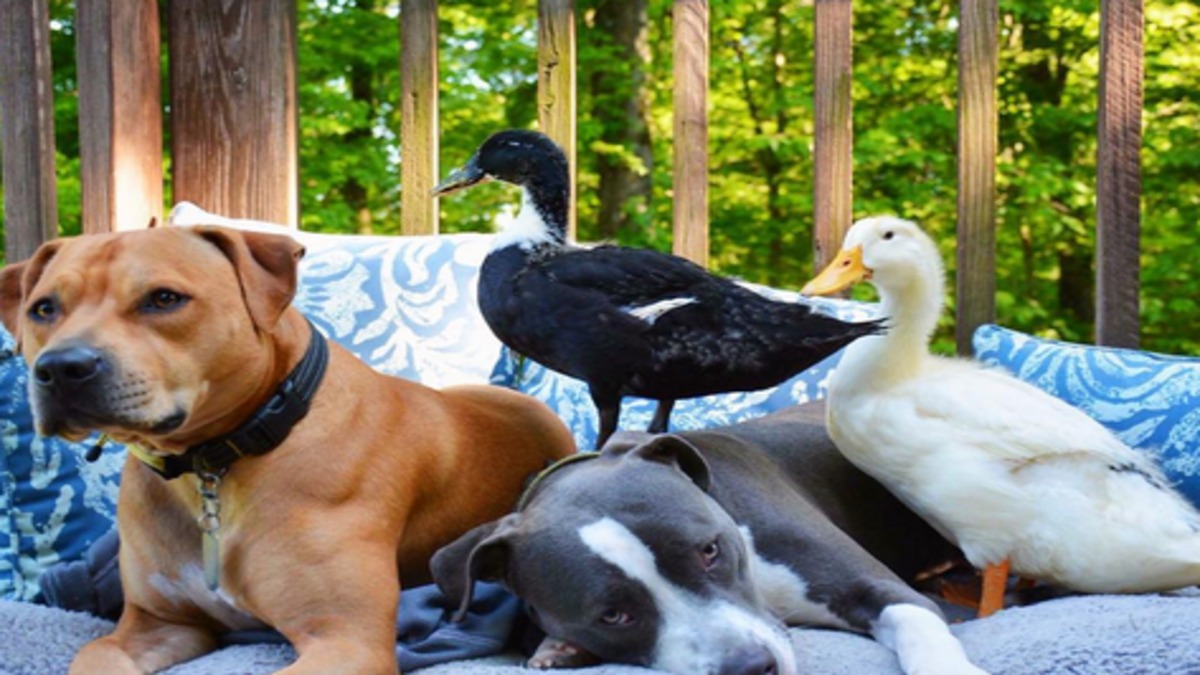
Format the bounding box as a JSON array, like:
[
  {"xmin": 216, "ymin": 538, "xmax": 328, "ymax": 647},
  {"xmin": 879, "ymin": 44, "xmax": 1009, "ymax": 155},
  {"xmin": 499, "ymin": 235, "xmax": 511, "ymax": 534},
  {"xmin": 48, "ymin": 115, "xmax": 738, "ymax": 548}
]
[{"xmin": 432, "ymin": 404, "xmax": 988, "ymax": 675}]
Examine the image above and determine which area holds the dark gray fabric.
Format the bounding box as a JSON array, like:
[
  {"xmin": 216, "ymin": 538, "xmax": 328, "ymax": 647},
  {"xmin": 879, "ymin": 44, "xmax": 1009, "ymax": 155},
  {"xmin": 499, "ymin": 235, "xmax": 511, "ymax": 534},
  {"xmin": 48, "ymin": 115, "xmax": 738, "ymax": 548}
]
[
  {"xmin": 38, "ymin": 530, "xmax": 520, "ymax": 671},
  {"xmin": 39, "ymin": 528, "xmax": 123, "ymax": 620}
]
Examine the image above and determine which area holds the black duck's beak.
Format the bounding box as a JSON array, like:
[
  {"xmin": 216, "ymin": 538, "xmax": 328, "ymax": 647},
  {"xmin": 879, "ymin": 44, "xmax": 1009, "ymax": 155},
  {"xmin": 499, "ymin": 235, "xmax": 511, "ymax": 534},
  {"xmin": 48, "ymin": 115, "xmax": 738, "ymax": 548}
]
[{"xmin": 432, "ymin": 157, "xmax": 491, "ymax": 197}]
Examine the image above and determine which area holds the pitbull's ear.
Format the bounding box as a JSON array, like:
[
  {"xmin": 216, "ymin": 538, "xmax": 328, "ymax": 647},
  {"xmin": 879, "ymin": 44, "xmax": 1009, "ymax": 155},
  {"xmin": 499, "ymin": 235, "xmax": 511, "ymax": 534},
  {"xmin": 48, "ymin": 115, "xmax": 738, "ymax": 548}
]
[
  {"xmin": 627, "ymin": 435, "xmax": 712, "ymax": 492},
  {"xmin": 1, "ymin": 240, "xmax": 63, "ymax": 341},
  {"xmin": 598, "ymin": 430, "xmax": 657, "ymax": 454},
  {"xmin": 195, "ymin": 227, "xmax": 306, "ymax": 332},
  {"xmin": 431, "ymin": 514, "xmax": 520, "ymax": 623}
]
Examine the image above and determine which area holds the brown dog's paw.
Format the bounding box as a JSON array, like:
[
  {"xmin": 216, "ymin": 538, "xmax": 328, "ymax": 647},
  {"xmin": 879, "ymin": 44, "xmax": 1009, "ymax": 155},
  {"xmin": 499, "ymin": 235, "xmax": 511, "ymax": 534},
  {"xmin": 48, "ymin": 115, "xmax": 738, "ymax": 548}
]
[{"xmin": 527, "ymin": 637, "xmax": 601, "ymax": 670}]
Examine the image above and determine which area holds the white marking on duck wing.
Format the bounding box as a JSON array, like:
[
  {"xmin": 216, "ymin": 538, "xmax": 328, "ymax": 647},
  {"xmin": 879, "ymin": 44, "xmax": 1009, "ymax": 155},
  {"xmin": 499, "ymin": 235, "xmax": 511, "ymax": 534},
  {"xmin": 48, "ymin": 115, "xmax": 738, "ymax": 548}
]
[{"xmin": 624, "ymin": 297, "xmax": 699, "ymax": 325}]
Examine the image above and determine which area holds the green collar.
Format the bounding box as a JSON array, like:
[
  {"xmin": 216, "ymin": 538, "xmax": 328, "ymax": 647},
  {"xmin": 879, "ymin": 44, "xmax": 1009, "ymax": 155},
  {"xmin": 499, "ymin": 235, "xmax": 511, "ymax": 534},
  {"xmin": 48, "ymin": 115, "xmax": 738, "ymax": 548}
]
[{"xmin": 516, "ymin": 452, "xmax": 601, "ymax": 511}]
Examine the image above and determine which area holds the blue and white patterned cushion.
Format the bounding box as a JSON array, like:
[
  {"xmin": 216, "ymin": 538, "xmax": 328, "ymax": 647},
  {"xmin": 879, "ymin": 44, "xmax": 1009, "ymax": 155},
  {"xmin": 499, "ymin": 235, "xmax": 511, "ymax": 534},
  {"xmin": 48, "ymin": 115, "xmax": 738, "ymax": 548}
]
[
  {"xmin": 974, "ymin": 324, "xmax": 1200, "ymax": 507},
  {"xmin": 0, "ymin": 328, "xmax": 123, "ymax": 602},
  {"xmin": 0, "ymin": 209, "xmax": 504, "ymax": 601},
  {"xmin": 291, "ymin": 231, "xmax": 502, "ymax": 386},
  {"xmin": 490, "ymin": 290, "xmax": 877, "ymax": 450},
  {"xmin": 168, "ymin": 203, "xmax": 504, "ymax": 387}
]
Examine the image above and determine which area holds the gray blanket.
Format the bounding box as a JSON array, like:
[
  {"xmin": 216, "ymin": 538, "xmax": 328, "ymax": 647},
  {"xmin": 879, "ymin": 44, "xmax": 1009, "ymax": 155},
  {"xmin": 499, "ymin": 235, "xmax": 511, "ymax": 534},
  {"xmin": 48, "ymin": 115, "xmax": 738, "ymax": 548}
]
[{"xmin": 3, "ymin": 592, "xmax": 1198, "ymax": 675}]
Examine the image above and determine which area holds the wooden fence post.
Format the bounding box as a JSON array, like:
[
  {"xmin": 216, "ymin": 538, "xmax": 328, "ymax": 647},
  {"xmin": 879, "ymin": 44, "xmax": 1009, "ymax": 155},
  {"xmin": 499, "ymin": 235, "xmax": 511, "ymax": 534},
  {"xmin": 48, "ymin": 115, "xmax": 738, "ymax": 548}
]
[
  {"xmin": 77, "ymin": 0, "xmax": 163, "ymax": 234},
  {"xmin": 169, "ymin": 0, "xmax": 298, "ymax": 227},
  {"xmin": 955, "ymin": 0, "xmax": 998, "ymax": 355},
  {"xmin": 672, "ymin": 0, "xmax": 708, "ymax": 266},
  {"xmin": 812, "ymin": 0, "xmax": 852, "ymax": 273},
  {"xmin": 538, "ymin": 0, "xmax": 577, "ymax": 240},
  {"xmin": 401, "ymin": 0, "xmax": 438, "ymax": 236},
  {"xmin": 1096, "ymin": 0, "xmax": 1143, "ymax": 348},
  {"xmin": 0, "ymin": 0, "xmax": 57, "ymax": 260}
]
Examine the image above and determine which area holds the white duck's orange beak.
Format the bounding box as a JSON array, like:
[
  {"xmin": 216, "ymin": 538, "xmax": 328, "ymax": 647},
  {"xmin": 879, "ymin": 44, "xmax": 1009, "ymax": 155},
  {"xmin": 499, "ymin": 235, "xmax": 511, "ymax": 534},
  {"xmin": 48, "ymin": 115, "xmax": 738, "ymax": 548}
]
[{"xmin": 801, "ymin": 245, "xmax": 870, "ymax": 296}]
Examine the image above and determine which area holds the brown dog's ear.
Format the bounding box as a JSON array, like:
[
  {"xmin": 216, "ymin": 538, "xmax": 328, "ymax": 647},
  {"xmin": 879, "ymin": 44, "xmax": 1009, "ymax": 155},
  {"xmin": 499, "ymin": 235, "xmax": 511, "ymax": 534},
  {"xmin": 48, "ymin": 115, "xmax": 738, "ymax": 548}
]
[
  {"xmin": 430, "ymin": 514, "xmax": 521, "ymax": 622},
  {"xmin": 624, "ymin": 435, "xmax": 712, "ymax": 492},
  {"xmin": 0, "ymin": 262, "xmax": 27, "ymax": 338},
  {"xmin": 194, "ymin": 226, "xmax": 306, "ymax": 332},
  {"xmin": 1, "ymin": 240, "xmax": 64, "ymax": 342}
]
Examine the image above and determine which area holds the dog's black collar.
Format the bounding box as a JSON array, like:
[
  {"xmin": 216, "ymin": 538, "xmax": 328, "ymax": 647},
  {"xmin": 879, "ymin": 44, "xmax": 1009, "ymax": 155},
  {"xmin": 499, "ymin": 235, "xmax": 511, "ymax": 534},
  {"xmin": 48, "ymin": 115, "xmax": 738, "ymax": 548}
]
[
  {"xmin": 144, "ymin": 318, "xmax": 329, "ymax": 481},
  {"xmin": 516, "ymin": 452, "xmax": 600, "ymax": 511}
]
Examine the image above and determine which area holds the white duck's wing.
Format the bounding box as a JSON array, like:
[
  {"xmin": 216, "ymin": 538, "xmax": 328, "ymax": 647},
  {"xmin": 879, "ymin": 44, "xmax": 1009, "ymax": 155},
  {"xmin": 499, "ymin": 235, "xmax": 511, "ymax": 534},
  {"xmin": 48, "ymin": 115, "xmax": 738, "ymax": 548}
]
[{"xmin": 908, "ymin": 359, "xmax": 1154, "ymax": 472}]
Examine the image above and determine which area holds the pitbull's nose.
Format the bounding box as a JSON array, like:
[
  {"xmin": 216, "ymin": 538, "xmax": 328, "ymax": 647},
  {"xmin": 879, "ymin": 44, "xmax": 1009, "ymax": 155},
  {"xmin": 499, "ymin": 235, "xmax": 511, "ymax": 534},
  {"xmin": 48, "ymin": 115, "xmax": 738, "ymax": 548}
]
[
  {"xmin": 34, "ymin": 347, "xmax": 106, "ymax": 387},
  {"xmin": 720, "ymin": 646, "xmax": 778, "ymax": 675}
]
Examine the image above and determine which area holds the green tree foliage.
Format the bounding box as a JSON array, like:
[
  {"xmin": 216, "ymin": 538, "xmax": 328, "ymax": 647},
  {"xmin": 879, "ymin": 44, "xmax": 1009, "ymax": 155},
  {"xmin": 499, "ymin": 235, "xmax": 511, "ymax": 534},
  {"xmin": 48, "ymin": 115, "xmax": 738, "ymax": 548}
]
[{"xmin": 1, "ymin": 0, "xmax": 1196, "ymax": 353}]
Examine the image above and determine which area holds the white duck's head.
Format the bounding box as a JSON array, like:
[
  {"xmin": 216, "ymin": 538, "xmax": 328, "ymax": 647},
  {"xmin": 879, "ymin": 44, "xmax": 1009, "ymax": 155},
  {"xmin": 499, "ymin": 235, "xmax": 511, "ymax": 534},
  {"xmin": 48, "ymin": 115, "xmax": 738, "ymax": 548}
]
[
  {"xmin": 803, "ymin": 216, "xmax": 945, "ymax": 348},
  {"xmin": 803, "ymin": 217, "xmax": 942, "ymax": 296}
]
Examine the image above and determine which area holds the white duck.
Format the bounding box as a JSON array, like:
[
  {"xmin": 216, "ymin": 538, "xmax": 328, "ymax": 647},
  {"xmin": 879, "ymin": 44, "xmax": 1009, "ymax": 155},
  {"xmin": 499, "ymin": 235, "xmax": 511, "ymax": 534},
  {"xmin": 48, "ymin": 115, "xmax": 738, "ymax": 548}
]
[{"xmin": 803, "ymin": 216, "xmax": 1200, "ymax": 615}]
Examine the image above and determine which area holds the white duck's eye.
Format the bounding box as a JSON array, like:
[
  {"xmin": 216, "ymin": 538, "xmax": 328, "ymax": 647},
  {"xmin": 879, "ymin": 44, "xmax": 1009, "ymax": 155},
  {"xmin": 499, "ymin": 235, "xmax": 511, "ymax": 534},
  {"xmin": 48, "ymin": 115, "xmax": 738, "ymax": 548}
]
[{"xmin": 883, "ymin": 231, "xmax": 895, "ymax": 241}]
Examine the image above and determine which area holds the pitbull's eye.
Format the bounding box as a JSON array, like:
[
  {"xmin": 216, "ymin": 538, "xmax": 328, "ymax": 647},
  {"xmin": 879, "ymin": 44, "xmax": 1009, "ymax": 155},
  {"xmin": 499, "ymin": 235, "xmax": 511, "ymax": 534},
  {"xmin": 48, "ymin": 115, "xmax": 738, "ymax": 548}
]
[
  {"xmin": 599, "ymin": 609, "xmax": 633, "ymax": 626},
  {"xmin": 142, "ymin": 289, "xmax": 190, "ymax": 313},
  {"xmin": 28, "ymin": 297, "xmax": 58, "ymax": 323},
  {"xmin": 700, "ymin": 540, "xmax": 720, "ymax": 569}
]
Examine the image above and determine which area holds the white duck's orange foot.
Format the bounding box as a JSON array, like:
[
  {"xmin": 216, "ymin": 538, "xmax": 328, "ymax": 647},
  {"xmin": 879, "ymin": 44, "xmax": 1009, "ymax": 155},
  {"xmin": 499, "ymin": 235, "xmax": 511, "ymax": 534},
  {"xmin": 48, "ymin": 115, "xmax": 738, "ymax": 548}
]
[{"xmin": 978, "ymin": 559, "xmax": 1011, "ymax": 618}]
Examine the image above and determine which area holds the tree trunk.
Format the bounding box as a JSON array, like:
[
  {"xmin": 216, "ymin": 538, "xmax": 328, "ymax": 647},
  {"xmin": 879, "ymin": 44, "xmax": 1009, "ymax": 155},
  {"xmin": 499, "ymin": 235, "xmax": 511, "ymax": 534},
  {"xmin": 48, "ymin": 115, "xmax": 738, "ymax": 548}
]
[
  {"xmin": 1058, "ymin": 248, "xmax": 1095, "ymax": 323},
  {"xmin": 344, "ymin": 0, "xmax": 375, "ymax": 234},
  {"xmin": 1019, "ymin": 15, "xmax": 1093, "ymax": 327},
  {"xmin": 590, "ymin": 0, "xmax": 652, "ymax": 240}
]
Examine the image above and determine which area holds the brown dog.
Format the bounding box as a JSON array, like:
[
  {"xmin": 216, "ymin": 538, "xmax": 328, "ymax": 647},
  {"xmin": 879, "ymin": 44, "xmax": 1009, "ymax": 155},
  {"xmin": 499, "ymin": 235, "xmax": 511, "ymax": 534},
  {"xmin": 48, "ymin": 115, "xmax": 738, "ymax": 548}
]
[{"xmin": 0, "ymin": 226, "xmax": 575, "ymax": 674}]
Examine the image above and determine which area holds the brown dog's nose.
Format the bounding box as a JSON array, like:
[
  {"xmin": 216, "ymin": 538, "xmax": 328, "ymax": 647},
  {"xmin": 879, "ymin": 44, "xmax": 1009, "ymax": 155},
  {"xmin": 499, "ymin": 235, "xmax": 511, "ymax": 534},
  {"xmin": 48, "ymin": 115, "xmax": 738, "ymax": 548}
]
[{"xmin": 34, "ymin": 346, "xmax": 106, "ymax": 387}]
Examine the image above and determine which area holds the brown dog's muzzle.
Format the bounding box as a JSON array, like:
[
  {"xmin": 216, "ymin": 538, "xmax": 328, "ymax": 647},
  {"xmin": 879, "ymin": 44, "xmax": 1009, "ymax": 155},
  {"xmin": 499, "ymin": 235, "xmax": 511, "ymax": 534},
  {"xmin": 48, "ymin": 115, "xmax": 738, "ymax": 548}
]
[
  {"xmin": 34, "ymin": 344, "xmax": 106, "ymax": 389},
  {"xmin": 30, "ymin": 342, "xmax": 184, "ymax": 438}
]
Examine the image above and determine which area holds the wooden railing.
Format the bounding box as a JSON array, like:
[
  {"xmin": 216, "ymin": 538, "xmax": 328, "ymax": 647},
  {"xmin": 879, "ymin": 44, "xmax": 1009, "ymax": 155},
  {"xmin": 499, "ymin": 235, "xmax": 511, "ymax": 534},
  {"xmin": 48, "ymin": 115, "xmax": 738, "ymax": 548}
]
[{"xmin": 0, "ymin": 0, "xmax": 1144, "ymax": 352}]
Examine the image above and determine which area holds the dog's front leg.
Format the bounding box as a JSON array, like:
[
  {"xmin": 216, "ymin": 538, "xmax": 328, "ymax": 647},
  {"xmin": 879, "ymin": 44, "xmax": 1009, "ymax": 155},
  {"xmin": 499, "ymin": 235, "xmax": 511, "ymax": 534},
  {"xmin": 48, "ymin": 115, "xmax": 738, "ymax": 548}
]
[
  {"xmin": 528, "ymin": 636, "xmax": 602, "ymax": 669},
  {"xmin": 256, "ymin": 542, "xmax": 402, "ymax": 675},
  {"xmin": 69, "ymin": 603, "xmax": 219, "ymax": 674},
  {"xmin": 869, "ymin": 598, "xmax": 988, "ymax": 675}
]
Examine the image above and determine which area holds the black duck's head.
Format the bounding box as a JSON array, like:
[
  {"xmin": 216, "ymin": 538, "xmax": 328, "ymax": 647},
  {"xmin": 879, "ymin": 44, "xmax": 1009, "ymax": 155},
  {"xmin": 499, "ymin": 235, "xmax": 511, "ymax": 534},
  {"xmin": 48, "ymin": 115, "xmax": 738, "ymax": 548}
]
[
  {"xmin": 433, "ymin": 130, "xmax": 567, "ymax": 195},
  {"xmin": 434, "ymin": 130, "xmax": 570, "ymax": 243}
]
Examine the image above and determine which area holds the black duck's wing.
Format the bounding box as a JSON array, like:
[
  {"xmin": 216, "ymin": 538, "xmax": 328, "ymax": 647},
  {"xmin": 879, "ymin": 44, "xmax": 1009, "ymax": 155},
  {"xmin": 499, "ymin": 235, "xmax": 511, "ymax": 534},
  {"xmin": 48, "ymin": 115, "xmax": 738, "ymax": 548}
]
[{"xmin": 537, "ymin": 245, "xmax": 722, "ymax": 307}]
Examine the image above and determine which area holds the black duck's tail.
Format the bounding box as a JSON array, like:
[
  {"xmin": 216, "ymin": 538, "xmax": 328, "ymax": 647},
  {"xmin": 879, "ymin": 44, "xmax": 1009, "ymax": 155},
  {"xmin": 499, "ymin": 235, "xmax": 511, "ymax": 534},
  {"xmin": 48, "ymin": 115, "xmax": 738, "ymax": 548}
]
[{"xmin": 793, "ymin": 312, "xmax": 886, "ymax": 354}]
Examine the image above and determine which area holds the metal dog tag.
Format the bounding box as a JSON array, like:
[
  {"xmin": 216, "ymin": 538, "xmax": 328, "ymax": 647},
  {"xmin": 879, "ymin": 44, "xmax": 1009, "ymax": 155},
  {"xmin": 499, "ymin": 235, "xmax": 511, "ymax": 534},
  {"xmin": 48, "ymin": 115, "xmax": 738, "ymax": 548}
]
[
  {"xmin": 202, "ymin": 529, "xmax": 221, "ymax": 591},
  {"xmin": 197, "ymin": 471, "xmax": 223, "ymax": 591}
]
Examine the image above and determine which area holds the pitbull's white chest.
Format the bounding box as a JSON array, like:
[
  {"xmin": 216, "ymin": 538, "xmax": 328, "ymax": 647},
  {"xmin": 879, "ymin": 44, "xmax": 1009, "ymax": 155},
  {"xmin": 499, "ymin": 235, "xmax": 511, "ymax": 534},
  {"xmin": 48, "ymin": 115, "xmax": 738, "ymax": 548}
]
[
  {"xmin": 739, "ymin": 527, "xmax": 852, "ymax": 630},
  {"xmin": 149, "ymin": 565, "xmax": 266, "ymax": 631}
]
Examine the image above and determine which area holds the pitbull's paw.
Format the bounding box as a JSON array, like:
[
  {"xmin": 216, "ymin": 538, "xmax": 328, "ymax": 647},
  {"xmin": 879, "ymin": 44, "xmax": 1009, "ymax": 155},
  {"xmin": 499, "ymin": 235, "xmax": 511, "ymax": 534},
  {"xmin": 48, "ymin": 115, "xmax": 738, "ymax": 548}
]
[{"xmin": 527, "ymin": 637, "xmax": 601, "ymax": 670}]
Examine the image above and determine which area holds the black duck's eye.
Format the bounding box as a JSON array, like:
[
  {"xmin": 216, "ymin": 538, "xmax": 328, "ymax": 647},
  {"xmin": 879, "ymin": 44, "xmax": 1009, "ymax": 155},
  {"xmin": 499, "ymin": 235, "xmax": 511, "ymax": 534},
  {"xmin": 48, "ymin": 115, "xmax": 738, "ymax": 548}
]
[
  {"xmin": 883, "ymin": 230, "xmax": 895, "ymax": 240},
  {"xmin": 700, "ymin": 540, "xmax": 721, "ymax": 569},
  {"xmin": 28, "ymin": 298, "xmax": 58, "ymax": 323},
  {"xmin": 599, "ymin": 609, "xmax": 634, "ymax": 626},
  {"xmin": 142, "ymin": 289, "xmax": 189, "ymax": 313}
]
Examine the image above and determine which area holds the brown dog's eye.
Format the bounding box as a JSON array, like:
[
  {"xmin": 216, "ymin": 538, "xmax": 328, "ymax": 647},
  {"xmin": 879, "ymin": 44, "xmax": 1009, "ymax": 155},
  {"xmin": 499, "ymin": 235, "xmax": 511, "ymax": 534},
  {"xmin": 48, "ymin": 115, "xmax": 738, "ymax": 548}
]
[
  {"xmin": 142, "ymin": 289, "xmax": 190, "ymax": 313},
  {"xmin": 28, "ymin": 298, "xmax": 58, "ymax": 323},
  {"xmin": 700, "ymin": 540, "xmax": 720, "ymax": 569}
]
